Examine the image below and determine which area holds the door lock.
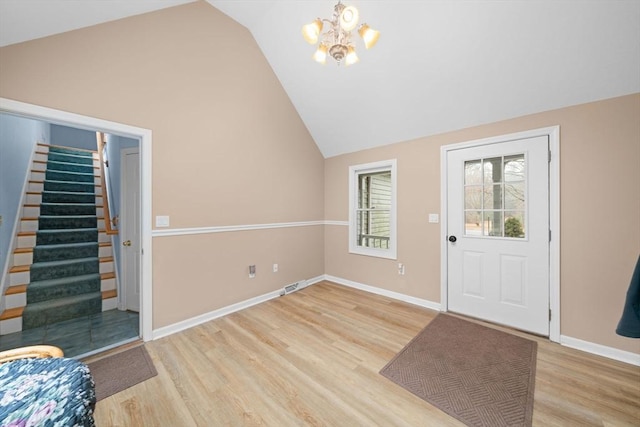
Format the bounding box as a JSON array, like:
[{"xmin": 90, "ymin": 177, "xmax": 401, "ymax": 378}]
[
  {"xmin": 448, "ymin": 235, "xmax": 457, "ymax": 243},
  {"xmin": 123, "ymin": 240, "xmax": 132, "ymax": 247}
]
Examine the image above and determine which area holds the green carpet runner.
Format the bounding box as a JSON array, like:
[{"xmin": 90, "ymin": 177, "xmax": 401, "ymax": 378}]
[{"xmin": 22, "ymin": 146, "xmax": 103, "ymax": 330}]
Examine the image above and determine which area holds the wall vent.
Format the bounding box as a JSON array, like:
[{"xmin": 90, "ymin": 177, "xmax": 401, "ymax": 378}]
[{"xmin": 281, "ymin": 280, "xmax": 306, "ymax": 296}]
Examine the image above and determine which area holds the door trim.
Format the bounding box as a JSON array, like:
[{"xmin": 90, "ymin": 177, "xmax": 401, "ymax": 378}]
[
  {"xmin": 0, "ymin": 97, "xmax": 154, "ymax": 342},
  {"xmin": 440, "ymin": 126, "xmax": 560, "ymax": 342}
]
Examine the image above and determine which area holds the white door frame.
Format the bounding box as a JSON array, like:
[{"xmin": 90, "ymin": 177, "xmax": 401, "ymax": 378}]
[
  {"xmin": 440, "ymin": 126, "xmax": 560, "ymax": 342},
  {"xmin": 0, "ymin": 97, "xmax": 153, "ymax": 342}
]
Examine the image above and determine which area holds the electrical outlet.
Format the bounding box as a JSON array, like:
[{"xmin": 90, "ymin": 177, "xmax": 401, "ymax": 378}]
[
  {"xmin": 398, "ymin": 263, "xmax": 405, "ymax": 275},
  {"xmin": 273, "ymin": 263, "xmax": 278, "ymax": 273},
  {"xmin": 249, "ymin": 265, "xmax": 256, "ymax": 278}
]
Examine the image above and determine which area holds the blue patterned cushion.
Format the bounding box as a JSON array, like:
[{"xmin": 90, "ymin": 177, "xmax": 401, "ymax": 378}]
[{"xmin": 0, "ymin": 357, "xmax": 96, "ymax": 427}]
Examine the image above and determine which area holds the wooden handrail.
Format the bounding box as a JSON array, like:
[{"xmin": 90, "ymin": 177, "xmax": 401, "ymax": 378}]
[{"xmin": 96, "ymin": 132, "xmax": 118, "ymax": 235}]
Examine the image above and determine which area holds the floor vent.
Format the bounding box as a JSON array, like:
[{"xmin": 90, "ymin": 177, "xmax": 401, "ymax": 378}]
[{"xmin": 281, "ymin": 280, "xmax": 306, "ymax": 296}]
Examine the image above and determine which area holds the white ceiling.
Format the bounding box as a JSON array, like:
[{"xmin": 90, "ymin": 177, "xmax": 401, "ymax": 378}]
[{"xmin": 1, "ymin": 1, "xmax": 639, "ymax": 158}]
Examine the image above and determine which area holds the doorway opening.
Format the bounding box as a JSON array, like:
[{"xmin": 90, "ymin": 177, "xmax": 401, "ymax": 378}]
[{"xmin": 0, "ymin": 98, "xmax": 153, "ymax": 357}]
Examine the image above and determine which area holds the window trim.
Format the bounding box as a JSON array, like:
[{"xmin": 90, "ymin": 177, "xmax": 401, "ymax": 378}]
[{"xmin": 348, "ymin": 159, "xmax": 397, "ymax": 259}]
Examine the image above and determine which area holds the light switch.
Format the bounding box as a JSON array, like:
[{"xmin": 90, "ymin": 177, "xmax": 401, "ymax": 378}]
[
  {"xmin": 155, "ymin": 215, "xmax": 170, "ymax": 227},
  {"xmin": 428, "ymin": 214, "xmax": 439, "ymax": 223}
]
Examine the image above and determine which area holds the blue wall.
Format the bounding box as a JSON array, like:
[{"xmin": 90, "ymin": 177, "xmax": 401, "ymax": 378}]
[
  {"xmin": 51, "ymin": 124, "xmax": 96, "ymax": 150},
  {"xmin": 0, "ymin": 114, "xmax": 50, "ymax": 288}
]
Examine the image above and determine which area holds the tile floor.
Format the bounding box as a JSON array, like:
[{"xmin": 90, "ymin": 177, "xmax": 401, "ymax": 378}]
[{"xmin": 0, "ymin": 309, "xmax": 139, "ymax": 358}]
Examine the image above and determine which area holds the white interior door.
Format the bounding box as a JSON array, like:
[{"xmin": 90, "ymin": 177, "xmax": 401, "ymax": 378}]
[
  {"xmin": 121, "ymin": 148, "xmax": 140, "ymax": 312},
  {"xmin": 447, "ymin": 136, "xmax": 550, "ymax": 335}
]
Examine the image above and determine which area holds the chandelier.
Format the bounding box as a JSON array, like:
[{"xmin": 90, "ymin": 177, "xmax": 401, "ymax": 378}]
[{"xmin": 302, "ymin": 1, "xmax": 380, "ymax": 66}]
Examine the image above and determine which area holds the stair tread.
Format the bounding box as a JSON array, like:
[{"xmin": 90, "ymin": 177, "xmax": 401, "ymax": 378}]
[
  {"xmin": 42, "ymin": 190, "xmax": 96, "ymax": 195},
  {"xmin": 35, "ymin": 242, "xmax": 97, "ymax": 250},
  {"xmin": 102, "ymin": 290, "xmax": 117, "ymax": 299},
  {"xmin": 31, "ymin": 256, "xmax": 98, "ymax": 268},
  {"xmin": 37, "ymin": 228, "xmax": 98, "ymax": 234},
  {"xmin": 0, "ymin": 307, "xmax": 24, "ymax": 321},
  {"xmin": 42, "ymin": 179, "xmax": 98, "ymax": 186},
  {"xmin": 28, "ymin": 273, "xmax": 101, "ymax": 289},
  {"xmin": 39, "ymin": 203, "xmax": 96, "ymax": 207},
  {"xmin": 23, "ymin": 292, "xmax": 101, "ymax": 310},
  {"xmin": 39, "ymin": 215, "xmax": 97, "ymax": 218},
  {"xmin": 10, "ymin": 265, "xmax": 30, "ymax": 273},
  {"xmin": 6, "ymin": 284, "xmax": 28, "ymax": 295}
]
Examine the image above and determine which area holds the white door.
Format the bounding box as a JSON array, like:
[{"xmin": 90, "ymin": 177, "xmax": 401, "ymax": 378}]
[
  {"xmin": 121, "ymin": 148, "xmax": 140, "ymax": 312},
  {"xmin": 447, "ymin": 136, "xmax": 549, "ymax": 335}
]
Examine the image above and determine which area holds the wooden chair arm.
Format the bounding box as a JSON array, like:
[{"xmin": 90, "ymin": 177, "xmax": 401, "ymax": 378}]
[{"xmin": 0, "ymin": 345, "xmax": 64, "ymax": 364}]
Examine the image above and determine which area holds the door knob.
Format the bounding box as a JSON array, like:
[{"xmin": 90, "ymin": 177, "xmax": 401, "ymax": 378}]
[
  {"xmin": 448, "ymin": 235, "xmax": 457, "ymax": 243},
  {"xmin": 123, "ymin": 240, "xmax": 132, "ymax": 247}
]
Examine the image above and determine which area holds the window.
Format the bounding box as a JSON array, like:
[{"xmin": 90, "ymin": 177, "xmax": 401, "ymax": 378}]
[
  {"xmin": 464, "ymin": 154, "xmax": 526, "ymax": 238},
  {"xmin": 349, "ymin": 159, "xmax": 397, "ymax": 259}
]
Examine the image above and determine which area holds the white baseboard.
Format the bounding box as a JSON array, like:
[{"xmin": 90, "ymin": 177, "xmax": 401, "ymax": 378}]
[
  {"xmin": 151, "ymin": 275, "xmax": 325, "ymax": 340},
  {"xmin": 323, "ymin": 275, "xmax": 441, "ymax": 312},
  {"xmin": 152, "ymin": 289, "xmax": 282, "ymax": 340},
  {"xmin": 560, "ymin": 335, "xmax": 640, "ymax": 367}
]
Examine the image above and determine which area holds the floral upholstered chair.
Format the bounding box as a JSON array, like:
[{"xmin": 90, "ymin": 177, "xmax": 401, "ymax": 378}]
[{"xmin": 0, "ymin": 345, "xmax": 96, "ymax": 427}]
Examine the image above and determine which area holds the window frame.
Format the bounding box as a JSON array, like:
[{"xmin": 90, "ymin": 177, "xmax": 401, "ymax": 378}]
[{"xmin": 348, "ymin": 159, "xmax": 397, "ymax": 259}]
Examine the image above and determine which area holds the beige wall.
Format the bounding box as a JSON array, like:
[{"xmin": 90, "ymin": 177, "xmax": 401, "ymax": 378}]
[
  {"xmin": 1, "ymin": 1, "xmax": 637, "ymax": 355},
  {"xmin": 325, "ymin": 93, "xmax": 640, "ymax": 354},
  {"xmin": 0, "ymin": 1, "xmax": 325, "ymax": 329}
]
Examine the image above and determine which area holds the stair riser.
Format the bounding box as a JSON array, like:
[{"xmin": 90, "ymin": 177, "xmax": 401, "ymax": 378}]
[
  {"xmin": 100, "ymin": 261, "xmax": 114, "ymax": 275},
  {"xmin": 27, "ymin": 277, "xmax": 101, "ymax": 304},
  {"xmin": 13, "ymin": 252, "xmax": 32, "ymax": 266},
  {"xmin": 33, "ymin": 243, "xmax": 99, "ymax": 263},
  {"xmin": 34, "ymin": 152, "xmax": 48, "ymax": 163},
  {"xmin": 23, "ymin": 205, "xmax": 102, "ymax": 218},
  {"xmin": 45, "ymin": 170, "xmax": 96, "ymax": 183},
  {"xmin": 47, "ymin": 152, "xmax": 95, "ymax": 166},
  {"xmin": 38, "ymin": 216, "xmax": 97, "ymax": 230},
  {"xmin": 43, "ymin": 181, "xmax": 97, "ymax": 194},
  {"xmin": 30, "ymin": 259, "xmax": 99, "ymax": 281},
  {"xmin": 101, "ymin": 277, "xmax": 116, "ymax": 293},
  {"xmin": 32, "ymin": 162, "xmax": 46, "ymax": 172},
  {"xmin": 17, "ymin": 234, "xmax": 36, "ymax": 248},
  {"xmin": 41, "ymin": 192, "xmax": 98, "ymax": 204},
  {"xmin": 47, "ymin": 160, "xmax": 95, "ymax": 174},
  {"xmin": 36, "ymin": 229, "xmax": 99, "ymax": 245},
  {"xmin": 39, "ymin": 204, "xmax": 97, "ymax": 216},
  {"xmin": 4, "ymin": 291, "xmax": 26, "ymax": 310},
  {"xmin": 9, "ymin": 271, "xmax": 29, "ymax": 286},
  {"xmin": 22, "ymin": 297, "xmax": 102, "ymax": 330},
  {"xmin": 48, "ymin": 146, "xmax": 95, "ymax": 158}
]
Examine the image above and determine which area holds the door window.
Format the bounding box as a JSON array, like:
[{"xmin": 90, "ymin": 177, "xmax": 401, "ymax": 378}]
[{"xmin": 464, "ymin": 154, "xmax": 526, "ymax": 238}]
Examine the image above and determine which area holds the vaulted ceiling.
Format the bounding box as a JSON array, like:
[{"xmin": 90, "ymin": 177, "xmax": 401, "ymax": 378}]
[{"xmin": 1, "ymin": 0, "xmax": 639, "ymax": 157}]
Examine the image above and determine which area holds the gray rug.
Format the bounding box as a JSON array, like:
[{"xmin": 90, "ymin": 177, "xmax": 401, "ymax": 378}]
[
  {"xmin": 380, "ymin": 314, "xmax": 537, "ymax": 427},
  {"xmin": 88, "ymin": 345, "xmax": 157, "ymax": 401}
]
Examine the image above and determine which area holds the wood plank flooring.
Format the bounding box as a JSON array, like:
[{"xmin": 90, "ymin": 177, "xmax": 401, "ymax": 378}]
[{"xmin": 92, "ymin": 281, "xmax": 640, "ymax": 426}]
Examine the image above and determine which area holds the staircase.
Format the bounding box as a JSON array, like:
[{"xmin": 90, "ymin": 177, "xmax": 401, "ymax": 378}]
[{"xmin": 0, "ymin": 144, "xmax": 117, "ymax": 334}]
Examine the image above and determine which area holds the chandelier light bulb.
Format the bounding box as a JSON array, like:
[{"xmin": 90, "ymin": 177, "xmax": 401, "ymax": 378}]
[
  {"xmin": 302, "ymin": 19, "xmax": 323, "ymax": 44},
  {"xmin": 358, "ymin": 23, "xmax": 380, "ymax": 49},
  {"xmin": 345, "ymin": 46, "xmax": 359, "ymax": 66},
  {"xmin": 313, "ymin": 44, "xmax": 328, "ymax": 64}
]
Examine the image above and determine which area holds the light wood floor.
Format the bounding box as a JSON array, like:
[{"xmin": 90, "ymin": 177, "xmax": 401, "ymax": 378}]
[{"xmin": 92, "ymin": 281, "xmax": 640, "ymax": 426}]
